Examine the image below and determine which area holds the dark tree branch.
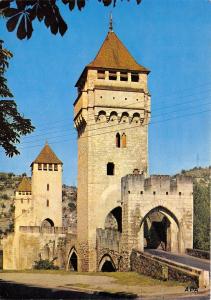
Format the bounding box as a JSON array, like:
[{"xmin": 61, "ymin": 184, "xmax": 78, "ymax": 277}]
[{"xmin": 0, "ymin": 0, "xmax": 142, "ymax": 40}]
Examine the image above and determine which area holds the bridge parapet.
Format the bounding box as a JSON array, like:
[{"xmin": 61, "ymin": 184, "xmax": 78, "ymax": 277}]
[{"xmin": 131, "ymin": 250, "xmax": 209, "ymax": 288}]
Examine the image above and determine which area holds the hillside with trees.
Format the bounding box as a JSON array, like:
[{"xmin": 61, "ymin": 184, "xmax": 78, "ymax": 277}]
[{"xmin": 178, "ymin": 167, "xmax": 210, "ymax": 251}]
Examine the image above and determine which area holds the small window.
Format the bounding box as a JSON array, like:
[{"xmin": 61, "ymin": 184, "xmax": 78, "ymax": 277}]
[
  {"xmin": 49, "ymin": 164, "xmax": 53, "ymax": 171},
  {"xmin": 153, "ymin": 191, "xmax": 156, "ymax": 195},
  {"xmin": 97, "ymin": 70, "xmax": 105, "ymax": 79},
  {"xmin": 43, "ymin": 164, "xmax": 47, "ymax": 171},
  {"xmin": 107, "ymin": 162, "xmax": 114, "ymax": 175},
  {"xmin": 179, "ymin": 192, "xmax": 182, "ymax": 196},
  {"xmin": 109, "ymin": 71, "xmax": 117, "ymax": 80},
  {"xmin": 38, "ymin": 163, "xmax": 42, "ymax": 170},
  {"xmin": 166, "ymin": 192, "xmax": 168, "ymax": 195},
  {"xmin": 47, "ymin": 199, "xmax": 49, "ymax": 207},
  {"xmin": 47, "ymin": 184, "xmax": 49, "ymax": 191},
  {"xmin": 116, "ymin": 133, "xmax": 120, "ymax": 148},
  {"xmin": 19, "ymin": 192, "xmax": 21, "ymax": 195},
  {"xmin": 54, "ymin": 164, "xmax": 58, "ymax": 171},
  {"xmin": 120, "ymin": 72, "xmax": 128, "ymax": 81},
  {"xmin": 140, "ymin": 191, "xmax": 143, "ymax": 195},
  {"xmin": 122, "ymin": 133, "xmax": 126, "ymax": 148},
  {"xmin": 131, "ymin": 73, "xmax": 139, "ymax": 82},
  {"xmin": 21, "ymin": 199, "xmax": 23, "ymax": 204}
]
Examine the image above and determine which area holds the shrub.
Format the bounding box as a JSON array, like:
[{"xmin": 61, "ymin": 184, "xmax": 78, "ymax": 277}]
[{"xmin": 34, "ymin": 258, "xmax": 59, "ymax": 270}]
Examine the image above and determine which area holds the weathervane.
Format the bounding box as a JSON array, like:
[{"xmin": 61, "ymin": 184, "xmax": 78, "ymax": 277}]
[{"xmin": 109, "ymin": 13, "xmax": 113, "ymax": 32}]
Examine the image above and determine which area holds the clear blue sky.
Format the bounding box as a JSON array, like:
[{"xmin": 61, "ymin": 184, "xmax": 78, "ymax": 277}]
[{"xmin": 0, "ymin": 0, "xmax": 210, "ymax": 185}]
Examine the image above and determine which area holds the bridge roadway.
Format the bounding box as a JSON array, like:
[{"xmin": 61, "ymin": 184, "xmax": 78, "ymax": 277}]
[{"xmin": 145, "ymin": 249, "xmax": 210, "ymax": 272}]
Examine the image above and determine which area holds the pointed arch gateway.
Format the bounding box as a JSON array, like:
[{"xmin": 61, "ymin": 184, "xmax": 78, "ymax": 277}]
[
  {"xmin": 139, "ymin": 206, "xmax": 180, "ymax": 252},
  {"xmin": 68, "ymin": 248, "xmax": 78, "ymax": 271},
  {"xmin": 99, "ymin": 255, "xmax": 116, "ymax": 272}
]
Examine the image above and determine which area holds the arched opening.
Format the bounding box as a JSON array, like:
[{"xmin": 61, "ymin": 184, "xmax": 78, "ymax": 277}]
[
  {"xmin": 101, "ymin": 261, "xmax": 116, "ymax": 272},
  {"xmin": 105, "ymin": 206, "xmax": 122, "ymax": 232},
  {"xmin": 116, "ymin": 133, "xmax": 120, "ymax": 148},
  {"xmin": 98, "ymin": 110, "xmax": 106, "ymax": 122},
  {"xmin": 99, "ymin": 255, "xmax": 116, "ymax": 272},
  {"xmin": 143, "ymin": 212, "xmax": 170, "ymax": 250},
  {"xmin": 140, "ymin": 206, "xmax": 179, "ymax": 252},
  {"xmin": 41, "ymin": 218, "xmax": 54, "ymax": 227},
  {"xmin": 122, "ymin": 133, "xmax": 126, "ymax": 148},
  {"xmin": 69, "ymin": 252, "xmax": 78, "ymax": 271}
]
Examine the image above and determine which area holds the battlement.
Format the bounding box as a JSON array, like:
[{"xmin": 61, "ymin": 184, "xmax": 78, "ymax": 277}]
[
  {"xmin": 19, "ymin": 226, "xmax": 68, "ymax": 235},
  {"xmin": 121, "ymin": 174, "xmax": 193, "ymax": 195}
]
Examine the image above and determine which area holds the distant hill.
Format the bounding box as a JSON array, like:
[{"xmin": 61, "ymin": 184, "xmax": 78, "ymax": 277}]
[
  {"xmin": 177, "ymin": 166, "xmax": 210, "ymax": 185},
  {"xmin": 0, "ymin": 173, "xmax": 77, "ymax": 238}
]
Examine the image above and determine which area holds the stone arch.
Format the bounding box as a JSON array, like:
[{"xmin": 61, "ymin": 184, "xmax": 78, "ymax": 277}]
[
  {"xmin": 139, "ymin": 206, "xmax": 180, "ymax": 253},
  {"xmin": 67, "ymin": 247, "xmax": 78, "ymax": 271},
  {"xmin": 99, "ymin": 254, "xmax": 116, "ymax": 272},
  {"xmin": 97, "ymin": 110, "xmax": 106, "ymax": 122},
  {"xmin": 41, "ymin": 218, "xmax": 54, "ymax": 227},
  {"xmin": 109, "ymin": 111, "xmax": 118, "ymax": 122},
  {"xmin": 104, "ymin": 206, "xmax": 122, "ymax": 232},
  {"xmin": 132, "ymin": 112, "xmax": 140, "ymax": 123},
  {"xmin": 120, "ymin": 112, "xmax": 129, "ymax": 123}
]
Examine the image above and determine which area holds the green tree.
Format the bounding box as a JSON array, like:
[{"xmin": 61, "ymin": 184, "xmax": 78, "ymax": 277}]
[
  {"xmin": 193, "ymin": 181, "xmax": 210, "ymax": 251},
  {"xmin": 0, "ymin": 0, "xmax": 142, "ymax": 40},
  {"xmin": 0, "ymin": 40, "xmax": 34, "ymax": 157}
]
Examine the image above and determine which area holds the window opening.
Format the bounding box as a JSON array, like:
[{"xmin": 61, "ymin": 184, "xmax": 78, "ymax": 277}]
[
  {"xmin": 131, "ymin": 73, "xmax": 139, "ymax": 82},
  {"xmin": 122, "ymin": 133, "xmax": 126, "ymax": 148},
  {"xmin": 47, "ymin": 184, "xmax": 49, "ymax": 191},
  {"xmin": 109, "ymin": 71, "xmax": 117, "ymax": 80},
  {"xmin": 49, "ymin": 164, "xmax": 53, "ymax": 171},
  {"xmin": 120, "ymin": 72, "xmax": 128, "ymax": 81},
  {"xmin": 54, "ymin": 164, "xmax": 58, "ymax": 171},
  {"xmin": 116, "ymin": 133, "xmax": 120, "ymax": 148},
  {"xmin": 107, "ymin": 162, "xmax": 114, "ymax": 175},
  {"xmin": 43, "ymin": 164, "xmax": 47, "ymax": 171},
  {"xmin": 47, "ymin": 199, "xmax": 49, "ymax": 207},
  {"xmin": 38, "ymin": 163, "xmax": 42, "ymax": 170},
  {"xmin": 97, "ymin": 70, "xmax": 105, "ymax": 79}
]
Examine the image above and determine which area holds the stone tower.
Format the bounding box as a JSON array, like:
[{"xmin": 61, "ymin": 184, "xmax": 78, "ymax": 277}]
[
  {"xmin": 74, "ymin": 26, "xmax": 151, "ymax": 271},
  {"xmin": 30, "ymin": 143, "xmax": 63, "ymax": 227}
]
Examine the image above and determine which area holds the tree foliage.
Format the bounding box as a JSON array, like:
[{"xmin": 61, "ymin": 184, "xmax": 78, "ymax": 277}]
[
  {"xmin": 193, "ymin": 181, "xmax": 210, "ymax": 251},
  {"xmin": 0, "ymin": 40, "xmax": 34, "ymax": 157},
  {"xmin": 0, "ymin": 0, "xmax": 142, "ymax": 40}
]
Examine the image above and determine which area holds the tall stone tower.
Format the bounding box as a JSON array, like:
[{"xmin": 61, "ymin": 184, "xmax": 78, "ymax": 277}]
[
  {"xmin": 30, "ymin": 143, "xmax": 63, "ymax": 227},
  {"xmin": 74, "ymin": 25, "xmax": 151, "ymax": 271}
]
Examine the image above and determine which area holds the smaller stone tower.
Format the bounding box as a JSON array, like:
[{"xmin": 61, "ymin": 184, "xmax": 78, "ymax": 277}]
[
  {"xmin": 14, "ymin": 177, "xmax": 32, "ymax": 230},
  {"xmin": 30, "ymin": 143, "xmax": 63, "ymax": 227}
]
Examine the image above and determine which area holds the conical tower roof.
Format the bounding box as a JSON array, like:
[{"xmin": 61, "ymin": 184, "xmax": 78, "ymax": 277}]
[
  {"xmin": 32, "ymin": 144, "xmax": 62, "ymax": 165},
  {"xmin": 88, "ymin": 31, "xmax": 149, "ymax": 73},
  {"xmin": 17, "ymin": 177, "xmax": 31, "ymax": 192}
]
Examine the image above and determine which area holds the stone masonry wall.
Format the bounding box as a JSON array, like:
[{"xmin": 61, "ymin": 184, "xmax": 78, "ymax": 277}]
[{"xmin": 121, "ymin": 174, "xmax": 193, "ymax": 256}]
